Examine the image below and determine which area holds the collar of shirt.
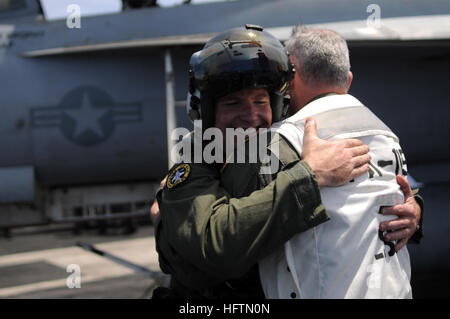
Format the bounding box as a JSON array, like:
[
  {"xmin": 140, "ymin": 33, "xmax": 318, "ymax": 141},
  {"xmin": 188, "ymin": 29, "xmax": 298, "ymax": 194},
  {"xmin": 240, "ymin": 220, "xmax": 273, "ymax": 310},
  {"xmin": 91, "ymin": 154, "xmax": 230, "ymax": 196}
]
[{"xmin": 287, "ymin": 93, "xmax": 364, "ymax": 124}]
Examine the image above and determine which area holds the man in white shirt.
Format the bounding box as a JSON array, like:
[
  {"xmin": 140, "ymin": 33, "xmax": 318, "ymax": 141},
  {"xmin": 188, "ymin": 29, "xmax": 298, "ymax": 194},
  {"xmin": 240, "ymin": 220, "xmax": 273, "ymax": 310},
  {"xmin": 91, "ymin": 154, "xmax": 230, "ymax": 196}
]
[{"xmin": 259, "ymin": 26, "xmax": 419, "ymax": 298}]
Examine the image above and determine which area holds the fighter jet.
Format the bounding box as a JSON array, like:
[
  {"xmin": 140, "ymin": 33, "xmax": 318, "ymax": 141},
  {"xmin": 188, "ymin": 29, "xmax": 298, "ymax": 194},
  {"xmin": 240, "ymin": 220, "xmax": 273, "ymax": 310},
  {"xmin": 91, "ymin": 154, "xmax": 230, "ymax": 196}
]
[{"xmin": 0, "ymin": 0, "xmax": 449, "ymax": 297}]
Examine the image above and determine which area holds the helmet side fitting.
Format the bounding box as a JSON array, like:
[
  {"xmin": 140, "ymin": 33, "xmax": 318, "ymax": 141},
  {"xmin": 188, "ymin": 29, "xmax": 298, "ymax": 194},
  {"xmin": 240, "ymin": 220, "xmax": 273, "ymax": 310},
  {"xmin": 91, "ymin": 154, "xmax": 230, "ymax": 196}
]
[{"xmin": 186, "ymin": 24, "xmax": 295, "ymax": 130}]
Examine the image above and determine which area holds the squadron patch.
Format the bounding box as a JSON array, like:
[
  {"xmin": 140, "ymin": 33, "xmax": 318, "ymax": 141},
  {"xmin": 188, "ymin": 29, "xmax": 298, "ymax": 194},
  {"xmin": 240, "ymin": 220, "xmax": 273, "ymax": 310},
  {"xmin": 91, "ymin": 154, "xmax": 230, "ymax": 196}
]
[{"xmin": 166, "ymin": 163, "xmax": 191, "ymax": 189}]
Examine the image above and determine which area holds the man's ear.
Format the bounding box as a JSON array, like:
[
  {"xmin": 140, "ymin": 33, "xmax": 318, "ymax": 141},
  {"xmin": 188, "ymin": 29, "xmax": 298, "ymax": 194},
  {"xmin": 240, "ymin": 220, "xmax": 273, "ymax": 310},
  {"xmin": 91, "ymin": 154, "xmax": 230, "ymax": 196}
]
[
  {"xmin": 347, "ymin": 71, "xmax": 353, "ymax": 91},
  {"xmin": 289, "ymin": 58, "xmax": 298, "ymax": 94}
]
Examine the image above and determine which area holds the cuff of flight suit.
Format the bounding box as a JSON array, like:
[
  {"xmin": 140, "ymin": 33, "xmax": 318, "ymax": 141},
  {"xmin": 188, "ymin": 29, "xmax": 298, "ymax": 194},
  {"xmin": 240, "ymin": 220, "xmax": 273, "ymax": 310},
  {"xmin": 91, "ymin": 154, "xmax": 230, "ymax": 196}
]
[
  {"xmin": 409, "ymin": 190, "xmax": 424, "ymax": 244},
  {"xmin": 284, "ymin": 160, "xmax": 330, "ymax": 229}
]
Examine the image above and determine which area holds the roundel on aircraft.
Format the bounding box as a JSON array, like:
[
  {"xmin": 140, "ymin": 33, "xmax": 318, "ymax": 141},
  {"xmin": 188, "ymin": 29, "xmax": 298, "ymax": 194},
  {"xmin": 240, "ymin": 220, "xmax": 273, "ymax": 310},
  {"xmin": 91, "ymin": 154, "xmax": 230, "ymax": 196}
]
[
  {"xmin": 31, "ymin": 86, "xmax": 143, "ymax": 147},
  {"xmin": 60, "ymin": 86, "xmax": 115, "ymax": 146}
]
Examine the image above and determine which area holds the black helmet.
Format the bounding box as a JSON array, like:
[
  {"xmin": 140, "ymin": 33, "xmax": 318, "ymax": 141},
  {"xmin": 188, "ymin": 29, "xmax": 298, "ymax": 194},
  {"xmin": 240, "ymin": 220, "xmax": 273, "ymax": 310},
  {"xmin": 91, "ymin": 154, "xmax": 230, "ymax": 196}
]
[{"xmin": 186, "ymin": 24, "xmax": 295, "ymax": 129}]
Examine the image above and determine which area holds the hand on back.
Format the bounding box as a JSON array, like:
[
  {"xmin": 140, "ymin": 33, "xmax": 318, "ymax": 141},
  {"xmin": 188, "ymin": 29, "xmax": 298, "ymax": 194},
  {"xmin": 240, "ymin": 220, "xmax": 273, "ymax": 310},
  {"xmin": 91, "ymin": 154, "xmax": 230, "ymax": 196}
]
[{"xmin": 301, "ymin": 118, "xmax": 371, "ymax": 187}]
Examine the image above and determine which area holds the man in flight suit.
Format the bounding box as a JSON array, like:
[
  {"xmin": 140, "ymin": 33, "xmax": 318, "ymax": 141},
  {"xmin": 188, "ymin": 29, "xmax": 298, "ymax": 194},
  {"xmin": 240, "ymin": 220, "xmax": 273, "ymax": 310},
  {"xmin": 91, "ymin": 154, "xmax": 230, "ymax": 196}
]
[{"xmin": 153, "ymin": 25, "xmax": 423, "ymax": 299}]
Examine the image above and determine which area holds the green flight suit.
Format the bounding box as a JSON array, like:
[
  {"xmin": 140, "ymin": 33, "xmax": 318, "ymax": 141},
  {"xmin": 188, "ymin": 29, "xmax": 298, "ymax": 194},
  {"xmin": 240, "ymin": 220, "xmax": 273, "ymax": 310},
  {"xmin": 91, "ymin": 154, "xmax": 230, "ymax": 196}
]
[{"xmin": 155, "ymin": 134, "xmax": 328, "ymax": 298}]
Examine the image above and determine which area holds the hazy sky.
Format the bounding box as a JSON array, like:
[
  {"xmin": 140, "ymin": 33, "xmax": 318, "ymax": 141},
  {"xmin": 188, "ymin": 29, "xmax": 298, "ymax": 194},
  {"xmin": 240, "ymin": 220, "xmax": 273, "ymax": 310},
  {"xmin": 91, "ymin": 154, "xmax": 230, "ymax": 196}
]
[{"xmin": 40, "ymin": 0, "xmax": 228, "ymax": 20}]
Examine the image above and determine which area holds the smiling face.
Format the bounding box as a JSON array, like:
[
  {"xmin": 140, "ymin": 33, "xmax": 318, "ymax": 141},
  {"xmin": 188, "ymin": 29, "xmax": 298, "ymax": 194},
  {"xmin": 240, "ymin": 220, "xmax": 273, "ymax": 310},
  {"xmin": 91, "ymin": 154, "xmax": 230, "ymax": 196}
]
[{"xmin": 214, "ymin": 88, "xmax": 272, "ymax": 135}]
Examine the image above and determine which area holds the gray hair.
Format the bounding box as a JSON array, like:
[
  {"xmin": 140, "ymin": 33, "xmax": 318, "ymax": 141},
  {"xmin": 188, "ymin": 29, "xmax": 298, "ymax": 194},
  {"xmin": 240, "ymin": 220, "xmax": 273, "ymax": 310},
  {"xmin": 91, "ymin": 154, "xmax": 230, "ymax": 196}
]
[{"xmin": 285, "ymin": 26, "xmax": 350, "ymax": 89}]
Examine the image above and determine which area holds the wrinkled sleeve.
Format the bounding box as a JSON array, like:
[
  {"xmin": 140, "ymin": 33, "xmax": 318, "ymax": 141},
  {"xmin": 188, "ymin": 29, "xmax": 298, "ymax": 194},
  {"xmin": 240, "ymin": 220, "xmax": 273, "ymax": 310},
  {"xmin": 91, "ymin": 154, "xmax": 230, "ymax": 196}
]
[{"xmin": 155, "ymin": 160, "xmax": 328, "ymax": 288}]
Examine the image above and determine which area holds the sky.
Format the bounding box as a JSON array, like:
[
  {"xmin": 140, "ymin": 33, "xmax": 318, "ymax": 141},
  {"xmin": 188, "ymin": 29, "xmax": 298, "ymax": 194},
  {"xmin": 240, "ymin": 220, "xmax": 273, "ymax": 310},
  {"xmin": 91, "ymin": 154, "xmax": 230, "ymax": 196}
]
[{"xmin": 40, "ymin": 0, "xmax": 228, "ymax": 20}]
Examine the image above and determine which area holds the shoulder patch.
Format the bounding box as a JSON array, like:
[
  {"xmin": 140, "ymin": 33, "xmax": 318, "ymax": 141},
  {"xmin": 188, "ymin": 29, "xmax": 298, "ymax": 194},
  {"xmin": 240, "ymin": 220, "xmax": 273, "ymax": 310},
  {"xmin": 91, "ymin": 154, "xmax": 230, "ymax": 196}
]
[{"xmin": 166, "ymin": 163, "xmax": 191, "ymax": 189}]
